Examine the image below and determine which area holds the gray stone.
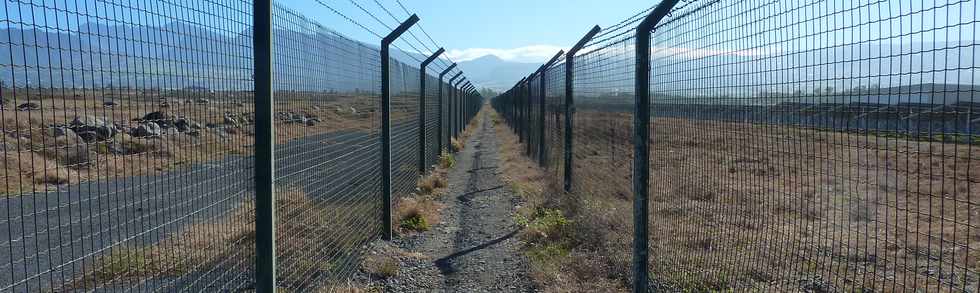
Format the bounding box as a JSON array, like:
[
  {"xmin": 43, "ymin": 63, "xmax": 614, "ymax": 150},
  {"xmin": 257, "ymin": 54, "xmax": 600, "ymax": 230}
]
[
  {"xmin": 70, "ymin": 116, "xmax": 117, "ymax": 142},
  {"xmin": 142, "ymin": 111, "xmax": 174, "ymax": 128},
  {"xmin": 174, "ymin": 118, "xmax": 199, "ymax": 133},
  {"xmin": 131, "ymin": 122, "xmax": 163, "ymax": 138},
  {"xmin": 224, "ymin": 115, "xmax": 240, "ymax": 127},
  {"xmin": 16, "ymin": 102, "xmax": 40, "ymax": 111}
]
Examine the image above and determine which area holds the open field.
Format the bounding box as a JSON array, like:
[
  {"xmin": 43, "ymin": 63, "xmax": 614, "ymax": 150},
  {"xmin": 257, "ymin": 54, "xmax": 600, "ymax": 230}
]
[
  {"xmin": 560, "ymin": 110, "xmax": 980, "ymax": 291},
  {"xmin": 0, "ymin": 89, "xmax": 430, "ymax": 196},
  {"xmin": 0, "ymin": 89, "xmax": 433, "ymax": 291}
]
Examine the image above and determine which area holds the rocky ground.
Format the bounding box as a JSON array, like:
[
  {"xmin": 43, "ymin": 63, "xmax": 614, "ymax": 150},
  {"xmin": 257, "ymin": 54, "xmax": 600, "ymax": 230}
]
[{"xmin": 355, "ymin": 111, "xmax": 536, "ymax": 292}]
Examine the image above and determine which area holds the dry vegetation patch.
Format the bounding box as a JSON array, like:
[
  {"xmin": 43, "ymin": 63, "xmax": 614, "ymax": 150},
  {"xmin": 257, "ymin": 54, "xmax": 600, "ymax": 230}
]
[
  {"xmin": 563, "ymin": 110, "xmax": 980, "ymax": 291},
  {"xmin": 1, "ymin": 91, "xmax": 378, "ymax": 195},
  {"xmin": 490, "ymin": 108, "xmax": 628, "ymax": 293},
  {"xmin": 66, "ymin": 186, "xmax": 378, "ymax": 290}
]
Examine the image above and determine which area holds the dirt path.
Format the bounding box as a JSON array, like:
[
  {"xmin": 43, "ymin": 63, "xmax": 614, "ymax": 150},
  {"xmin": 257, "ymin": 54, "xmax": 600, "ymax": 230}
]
[{"xmin": 369, "ymin": 111, "xmax": 535, "ymax": 292}]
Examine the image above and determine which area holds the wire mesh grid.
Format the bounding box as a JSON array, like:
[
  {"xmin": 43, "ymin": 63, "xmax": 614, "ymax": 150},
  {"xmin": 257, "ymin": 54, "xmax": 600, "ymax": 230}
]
[
  {"xmin": 494, "ymin": 0, "xmax": 979, "ymax": 290},
  {"xmin": 0, "ymin": 0, "xmax": 476, "ymax": 291},
  {"xmin": 567, "ymin": 25, "xmax": 638, "ymax": 285},
  {"xmin": 543, "ymin": 61, "xmax": 565, "ymax": 180},
  {"xmin": 390, "ymin": 60, "xmax": 420, "ymax": 199},
  {"xmin": 647, "ymin": 0, "xmax": 980, "ymax": 291},
  {"xmin": 423, "ymin": 73, "xmax": 440, "ymax": 166},
  {"xmin": 0, "ymin": 0, "xmax": 256, "ymax": 291},
  {"xmin": 270, "ymin": 3, "xmax": 387, "ymax": 291},
  {"xmin": 527, "ymin": 74, "xmax": 541, "ymax": 159}
]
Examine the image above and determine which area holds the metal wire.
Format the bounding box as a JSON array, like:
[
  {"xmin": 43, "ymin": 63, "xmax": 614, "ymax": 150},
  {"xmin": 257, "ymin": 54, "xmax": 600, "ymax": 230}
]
[
  {"xmin": 493, "ymin": 0, "xmax": 980, "ymax": 291},
  {"xmin": 1, "ymin": 0, "xmax": 256, "ymax": 291},
  {"xmin": 0, "ymin": 0, "xmax": 475, "ymax": 291}
]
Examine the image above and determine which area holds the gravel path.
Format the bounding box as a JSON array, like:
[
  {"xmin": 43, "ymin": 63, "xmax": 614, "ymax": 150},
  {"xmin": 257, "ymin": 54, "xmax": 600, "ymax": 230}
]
[{"xmin": 368, "ymin": 111, "xmax": 536, "ymax": 292}]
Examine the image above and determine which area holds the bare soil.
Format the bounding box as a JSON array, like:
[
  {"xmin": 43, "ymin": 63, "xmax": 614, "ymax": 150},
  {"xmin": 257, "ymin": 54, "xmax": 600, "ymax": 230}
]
[{"xmin": 358, "ymin": 110, "xmax": 536, "ymax": 292}]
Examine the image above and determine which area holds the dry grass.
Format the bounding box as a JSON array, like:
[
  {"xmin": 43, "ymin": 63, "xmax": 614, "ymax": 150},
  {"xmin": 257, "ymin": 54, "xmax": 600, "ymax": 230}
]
[
  {"xmin": 562, "ymin": 110, "xmax": 980, "ymax": 292},
  {"xmin": 395, "ymin": 196, "xmax": 441, "ymax": 233},
  {"xmin": 438, "ymin": 151, "xmax": 456, "ymax": 169},
  {"xmin": 65, "ymin": 186, "xmax": 378, "ymax": 290},
  {"xmin": 494, "ymin": 106, "xmax": 980, "ymax": 291},
  {"xmin": 450, "ymin": 137, "xmax": 465, "ymax": 152},
  {"xmin": 360, "ymin": 254, "xmax": 400, "ymax": 279},
  {"xmin": 416, "ymin": 173, "xmax": 447, "ymax": 196},
  {"xmin": 1, "ymin": 90, "xmax": 380, "ymax": 195}
]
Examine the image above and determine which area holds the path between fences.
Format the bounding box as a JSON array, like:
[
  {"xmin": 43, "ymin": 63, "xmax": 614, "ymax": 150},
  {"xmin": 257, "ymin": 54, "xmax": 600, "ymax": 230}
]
[{"xmin": 360, "ymin": 111, "xmax": 535, "ymax": 292}]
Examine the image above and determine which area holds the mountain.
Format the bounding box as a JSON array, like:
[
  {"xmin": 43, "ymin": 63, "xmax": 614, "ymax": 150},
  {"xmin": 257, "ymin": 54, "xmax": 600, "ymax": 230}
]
[
  {"xmin": 0, "ymin": 22, "xmax": 424, "ymax": 93},
  {"xmin": 458, "ymin": 55, "xmax": 540, "ymax": 92}
]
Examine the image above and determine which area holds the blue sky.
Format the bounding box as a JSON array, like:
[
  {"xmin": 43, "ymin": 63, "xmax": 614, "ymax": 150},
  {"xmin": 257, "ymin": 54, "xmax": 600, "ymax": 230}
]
[{"xmin": 277, "ymin": 0, "xmax": 656, "ymax": 63}]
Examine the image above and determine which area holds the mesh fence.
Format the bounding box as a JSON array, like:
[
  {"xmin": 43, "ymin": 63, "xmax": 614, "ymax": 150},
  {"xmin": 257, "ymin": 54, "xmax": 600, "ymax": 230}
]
[
  {"xmin": 271, "ymin": 5, "xmax": 384, "ymax": 291},
  {"xmin": 424, "ymin": 74, "xmax": 440, "ymax": 167},
  {"xmin": 390, "ymin": 60, "xmax": 420, "ymax": 200},
  {"xmin": 0, "ymin": 0, "xmax": 476, "ymax": 291},
  {"xmin": 650, "ymin": 1, "xmax": 979, "ymax": 291},
  {"xmin": 0, "ymin": 0, "xmax": 256, "ymax": 291},
  {"xmin": 493, "ymin": 0, "xmax": 980, "ymax": 291},
  {"xmin": 543, "ymin": 60, "xmax": 565, "ymax": 180}
]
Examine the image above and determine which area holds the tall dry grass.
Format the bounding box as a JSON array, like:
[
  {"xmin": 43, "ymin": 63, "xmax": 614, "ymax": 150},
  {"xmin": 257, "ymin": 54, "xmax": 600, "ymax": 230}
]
[
  {"xmin": 65, "ymin": 186, "xmax": 379, "ymax": 290},
  {"xmin": 494, "ymin": 106, "xmax": 980, "ymax": 291}
]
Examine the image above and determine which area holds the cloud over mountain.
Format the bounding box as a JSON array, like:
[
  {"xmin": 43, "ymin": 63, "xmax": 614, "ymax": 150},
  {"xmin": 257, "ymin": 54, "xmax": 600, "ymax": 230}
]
[{"xmin": 447, "ymin": 45, "xmax": 566, "ymax": 63}]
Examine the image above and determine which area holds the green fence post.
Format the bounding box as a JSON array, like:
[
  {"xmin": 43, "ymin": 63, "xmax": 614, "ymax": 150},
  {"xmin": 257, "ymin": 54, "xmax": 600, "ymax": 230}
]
[
  {"xmin": 381, "ymin": 14, "xmax": 420, "ymax": 241},
  {"xmin": 419, "ymin": 49, "xmax": 445, "ymax": 173},
  {"xmin": 538, "ymin": 51, "xmax": 564, "ymax": 165},
  {"xmin": 438, "ymin": 64, "xmax": 458, "ymax": 153},
  {"xmin": 253, "ymin": 0, "xmax": 276, "ymax": 291},
  {"xmin": 633, "ymin": 1, "xmax": 679, "ymax": 292},
  {"xmin": 564, "ymin": 26, "xmax": 601, "ymax": 192}
]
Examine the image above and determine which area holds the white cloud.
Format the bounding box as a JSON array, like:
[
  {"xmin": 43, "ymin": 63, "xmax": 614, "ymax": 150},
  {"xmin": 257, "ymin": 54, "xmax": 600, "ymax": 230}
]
[{"xmin": 446, "ymin": 45, "xmax": 567, "ymax": 63}]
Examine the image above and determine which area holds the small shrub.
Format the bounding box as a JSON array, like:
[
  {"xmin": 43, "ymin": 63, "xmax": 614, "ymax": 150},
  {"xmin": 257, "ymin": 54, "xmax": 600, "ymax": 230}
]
[
  {"xmin": 361, "ymin": 254, "xmax": 399, "ymax": 279},
  {"xmin": 416, "ymin": 174, "xmax": 447, "ymax": 196},
  {"xmin": 520, "ymin": 208, "xmax": 571, "ymax": 244},
  {"xmin": 438, "ymin": 152, "xmax": 455, "ymax": 169},
  {"xmin": 526, "ymin": 243, "xmax": 570, "ymax": 265},
  {"xmin": 399, "ymin": 214, "xmax": 429, "ymax": 231},
  {"xmin": 395, "ymin": 197, "xmax": 439, "ymax": 233},
  {"xmin": 450, "ymin": 137, "xmax": 464, "ymax": 152}
]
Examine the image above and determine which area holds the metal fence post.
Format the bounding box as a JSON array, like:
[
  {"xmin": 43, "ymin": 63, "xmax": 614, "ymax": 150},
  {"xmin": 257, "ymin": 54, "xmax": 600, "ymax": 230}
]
[
  {"xmin": 516, "ymin": 77, "xmax": 527, "ymax": 143},
  {"xmin": 538, "ymin": 51, "xmax": 564, "ymax": 166},
  {"xmin": 564, "ymin": 26, "xmax": 602, "ymax": 192},
  {"xmin": 525, "ymin": 74, "xmax": 535, "ymax": 156},
  {"xmin": 633, "ymin": 1, "xmax": 678, "ymax": 292},
  {"xmin": 454, "ymin": 78, "xmax": 466, "ymax": 141},
  {"xmin": 448, "ymin": 72, "xmax": 463, "ymax": 148},
  {"xmin": 463, "ymin": 82, "xmax": 472, "ymax": 130},
  {"xmin": 381, "ymin": 14, "xmax": 420, "ymax": 241},
  {"xmin": 253, "ymin": 0, "xmax": 276, "ymax": 291},
  {"xmin": 438, "ymin": 64, "xmax": 457, "ymax": 153},
  {"xmin": 419, "ymin": 48, "xmax": 445, "ymax": 173}
]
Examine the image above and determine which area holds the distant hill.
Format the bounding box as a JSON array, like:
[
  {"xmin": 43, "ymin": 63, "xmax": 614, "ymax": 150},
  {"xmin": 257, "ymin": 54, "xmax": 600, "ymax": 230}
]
[{"xmin": 458, "ymin": 55, "xmax": 540, "ymax": 92}]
